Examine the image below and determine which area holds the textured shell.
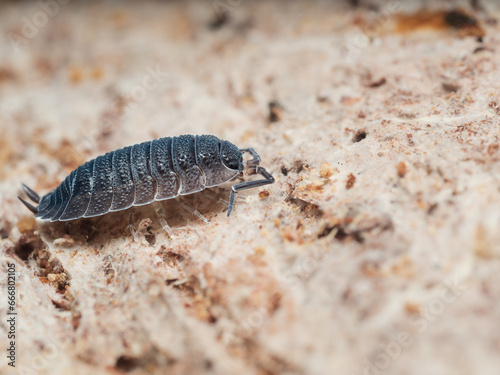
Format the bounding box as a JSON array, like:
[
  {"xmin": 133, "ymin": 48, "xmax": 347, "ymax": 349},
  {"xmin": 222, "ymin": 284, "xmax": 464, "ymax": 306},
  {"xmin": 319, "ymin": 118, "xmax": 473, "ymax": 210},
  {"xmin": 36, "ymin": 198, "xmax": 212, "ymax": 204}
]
[{"xmin": 36, "ymin": 135, "xmax": 242, "ymax": 221}]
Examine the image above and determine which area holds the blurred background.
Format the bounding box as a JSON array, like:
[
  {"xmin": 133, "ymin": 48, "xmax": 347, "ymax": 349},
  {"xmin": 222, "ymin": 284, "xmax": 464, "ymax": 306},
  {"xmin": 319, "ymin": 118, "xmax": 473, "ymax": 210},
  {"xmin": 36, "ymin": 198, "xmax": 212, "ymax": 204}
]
[{"xmin": 1, "ymin": 1, "xmax": 500, "ymax": 375}]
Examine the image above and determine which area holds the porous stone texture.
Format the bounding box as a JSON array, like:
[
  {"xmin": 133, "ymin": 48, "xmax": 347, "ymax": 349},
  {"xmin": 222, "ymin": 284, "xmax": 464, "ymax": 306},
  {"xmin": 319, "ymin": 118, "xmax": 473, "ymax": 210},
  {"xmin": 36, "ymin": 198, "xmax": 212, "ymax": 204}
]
[{"xmin": 1, "ymin": 1, "xmax": 500, "ymax": 374}]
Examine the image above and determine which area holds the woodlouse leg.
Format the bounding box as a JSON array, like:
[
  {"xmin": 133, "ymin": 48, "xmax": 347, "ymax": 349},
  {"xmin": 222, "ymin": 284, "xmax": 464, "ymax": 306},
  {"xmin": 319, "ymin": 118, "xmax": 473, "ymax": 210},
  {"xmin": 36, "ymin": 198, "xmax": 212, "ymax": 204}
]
[
  {"xmin": 204, "ymin": 188, "xmax": 229, "ymax": 205},
  {"xmin": 179, "ymin": 199, "xmax": 209, "ymax": 223},
  {"xmin": 128, "ymin": 212, "xmax": 139, "ymax": 242},
  {"xmin": 177, "ymin": 204, "xmax": 195, "ymax": 225},
  {"xmin": 227, "ymin": 166, "xmax": 275, "ymax": 216},
  {"xmin": 128, "ymin": 225, "xmax": 139, "ymax": 241},
  {"xmin": 88, "ymin": 225, "xmax": 98, "ymax": 242},
  {"xmin": 151, "ymin": 202, "xmax": 173, "ymax": 237}
]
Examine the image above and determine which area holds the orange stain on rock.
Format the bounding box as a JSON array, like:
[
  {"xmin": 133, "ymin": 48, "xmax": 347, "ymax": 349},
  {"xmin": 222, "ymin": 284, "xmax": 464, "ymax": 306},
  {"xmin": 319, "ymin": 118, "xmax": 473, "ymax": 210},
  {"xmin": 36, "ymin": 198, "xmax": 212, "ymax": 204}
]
[{"xmin": 395, "ymin": 9, "xmax": 485, "ymax": 38}]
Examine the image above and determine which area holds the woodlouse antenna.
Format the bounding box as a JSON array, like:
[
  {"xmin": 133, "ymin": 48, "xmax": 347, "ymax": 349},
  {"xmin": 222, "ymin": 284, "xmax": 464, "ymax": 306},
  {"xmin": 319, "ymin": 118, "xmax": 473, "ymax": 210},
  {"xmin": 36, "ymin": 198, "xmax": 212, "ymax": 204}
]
[
  {"xmin": 239, "ymin": 147, "xmax": 262, "ymax": 170},
  {"xmin": 227, "ymin": 148, "xmax": 275, "ymax": 217}
]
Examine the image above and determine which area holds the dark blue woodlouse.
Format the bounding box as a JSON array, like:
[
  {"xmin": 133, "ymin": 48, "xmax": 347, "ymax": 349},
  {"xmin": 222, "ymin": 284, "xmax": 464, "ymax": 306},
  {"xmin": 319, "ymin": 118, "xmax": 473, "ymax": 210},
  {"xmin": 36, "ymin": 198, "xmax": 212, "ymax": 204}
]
[{"xmin": 19, "ymin": 134, "xmax": 275, "ymax": 221}]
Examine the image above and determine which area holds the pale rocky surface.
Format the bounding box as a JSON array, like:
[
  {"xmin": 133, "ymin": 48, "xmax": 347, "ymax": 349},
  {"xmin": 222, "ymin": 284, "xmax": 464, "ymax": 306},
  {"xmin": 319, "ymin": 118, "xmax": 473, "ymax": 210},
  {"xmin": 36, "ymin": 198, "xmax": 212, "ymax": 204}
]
[{"xmin": 1, "ymin": 1, "xmax": 500, "ymax": 374}]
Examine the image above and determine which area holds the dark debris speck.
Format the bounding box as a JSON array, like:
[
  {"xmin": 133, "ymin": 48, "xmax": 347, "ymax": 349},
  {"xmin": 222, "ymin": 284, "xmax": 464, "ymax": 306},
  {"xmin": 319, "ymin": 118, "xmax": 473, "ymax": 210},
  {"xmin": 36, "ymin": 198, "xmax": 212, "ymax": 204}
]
[
  {"xmin": 445, "ymin": 10, "xmax": 478, "ymax": 29},
  {"xmin": 208, "ymin": 11, "xmax": 229, "ymax": 30},
  {"xmin": 353, "ymin": 130, "xmax": 367, "ymax": 143},
  {"xmin": 269, "ymin": 101, "xmax": 284, "ymax": 122}
]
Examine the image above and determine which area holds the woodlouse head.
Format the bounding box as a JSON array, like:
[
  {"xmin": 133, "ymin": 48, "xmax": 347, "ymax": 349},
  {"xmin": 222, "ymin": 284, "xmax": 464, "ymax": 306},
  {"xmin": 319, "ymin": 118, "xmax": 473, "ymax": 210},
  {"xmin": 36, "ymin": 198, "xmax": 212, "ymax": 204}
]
[{"xmin": 220, "ymin": 140, "xmax": 243, "ymax": 172}]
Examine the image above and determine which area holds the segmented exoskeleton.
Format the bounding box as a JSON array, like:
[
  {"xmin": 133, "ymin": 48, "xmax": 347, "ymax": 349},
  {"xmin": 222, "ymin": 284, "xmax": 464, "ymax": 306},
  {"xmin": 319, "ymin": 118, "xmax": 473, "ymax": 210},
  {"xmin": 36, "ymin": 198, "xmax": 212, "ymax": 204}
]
[{"xmin": 19, "ymin": 134, "xmax": 274, "ymax": 221}]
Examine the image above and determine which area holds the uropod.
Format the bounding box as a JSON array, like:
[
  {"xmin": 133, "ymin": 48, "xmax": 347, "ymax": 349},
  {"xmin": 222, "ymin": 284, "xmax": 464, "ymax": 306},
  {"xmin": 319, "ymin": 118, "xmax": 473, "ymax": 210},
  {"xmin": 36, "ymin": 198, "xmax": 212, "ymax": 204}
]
[{"xmin": 19, "ymin": 134, "xmax": 275, "ymax": 222}]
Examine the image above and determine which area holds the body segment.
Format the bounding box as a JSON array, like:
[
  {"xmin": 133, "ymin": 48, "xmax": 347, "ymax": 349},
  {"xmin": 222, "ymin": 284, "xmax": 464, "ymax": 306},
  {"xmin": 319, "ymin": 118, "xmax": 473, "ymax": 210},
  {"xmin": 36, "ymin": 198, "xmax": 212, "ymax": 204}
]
[
  {"xmin": 58, "ymin": 160, "xmax": 94, "ymax": 221},
  {"xmin": 150, "ymin": 137, "xmax": 179, "ymax": 200},
  {"xmin": 130, "ymin": 142, "xmax": 156, "ymax": 205},
  {"xmin": 110, "ymin": 147, "xmax": 135, "ymax": 212},
  {"xmin": 172, "ymin": 134, "xmax": 205, "ymax": 195},
  {"xmin": 85, "ymin": 153, "xmax": 114, "ymax": 217},
  {"xmin": 195, "ymin": 134, "xmax": 239, "ymax": 187}
]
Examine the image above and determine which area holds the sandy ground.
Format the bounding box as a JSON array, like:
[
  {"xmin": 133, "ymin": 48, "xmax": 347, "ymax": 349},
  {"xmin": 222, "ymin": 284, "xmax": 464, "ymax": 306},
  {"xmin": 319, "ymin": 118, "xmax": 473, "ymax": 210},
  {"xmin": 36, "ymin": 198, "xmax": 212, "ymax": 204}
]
[{"xmin": 1, "ymin": 0, "xmax": 500, "ymax": 374}]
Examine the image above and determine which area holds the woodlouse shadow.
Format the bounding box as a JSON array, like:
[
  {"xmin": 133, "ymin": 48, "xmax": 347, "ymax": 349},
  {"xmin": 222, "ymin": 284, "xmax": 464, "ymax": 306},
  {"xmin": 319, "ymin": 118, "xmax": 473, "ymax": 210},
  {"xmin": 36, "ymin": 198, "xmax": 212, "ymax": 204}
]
[{"xmin": 37, "ymin": 187, "xmax": 232, "ymax": 246}]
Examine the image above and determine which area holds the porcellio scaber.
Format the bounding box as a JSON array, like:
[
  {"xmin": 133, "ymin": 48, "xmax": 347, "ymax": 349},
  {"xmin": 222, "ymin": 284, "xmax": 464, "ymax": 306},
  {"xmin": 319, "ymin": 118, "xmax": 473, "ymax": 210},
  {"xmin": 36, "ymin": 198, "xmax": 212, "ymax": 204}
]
[{"xmin": 19, "ymin": 134, "xmax": 275, "ymax": 221}]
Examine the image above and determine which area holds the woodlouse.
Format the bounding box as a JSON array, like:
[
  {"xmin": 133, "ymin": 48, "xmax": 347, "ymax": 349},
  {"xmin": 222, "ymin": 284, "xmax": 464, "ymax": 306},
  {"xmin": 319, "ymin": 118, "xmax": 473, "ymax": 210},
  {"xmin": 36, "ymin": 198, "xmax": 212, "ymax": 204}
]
[{"xmin": 19, "ymin": 134, "xmax": 275, "ymax": 221}]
